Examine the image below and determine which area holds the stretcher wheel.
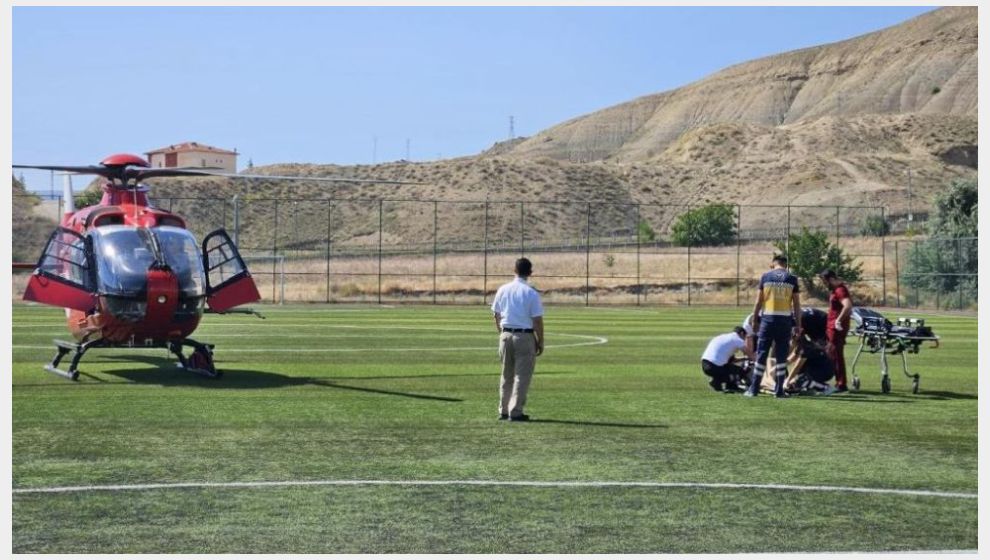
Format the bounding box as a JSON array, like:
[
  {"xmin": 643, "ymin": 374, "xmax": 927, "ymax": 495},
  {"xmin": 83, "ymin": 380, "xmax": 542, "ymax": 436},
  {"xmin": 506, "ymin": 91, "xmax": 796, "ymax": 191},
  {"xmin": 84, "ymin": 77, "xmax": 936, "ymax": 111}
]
[
  {"xmin": 881, "ymin": 376, "xmax": 891, "ymax": 394},
  {"xmin": 852, "ymin": 376, "xmax": 860, "ymax": 391},
  {"xmin": 911, "ymin": 375, "xmax": 920, "ymax": 394}
]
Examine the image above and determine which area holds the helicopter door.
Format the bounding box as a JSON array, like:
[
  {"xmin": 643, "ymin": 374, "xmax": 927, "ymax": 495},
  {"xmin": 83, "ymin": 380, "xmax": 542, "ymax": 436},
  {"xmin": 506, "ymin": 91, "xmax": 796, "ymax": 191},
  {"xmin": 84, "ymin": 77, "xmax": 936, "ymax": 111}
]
[
  {"xmin": 23, "ymin": 227, "xmax": 97, "ymax": 311},
  {"xmin": 202, "ymin": 229, "xmax": 261, "ymax": 312}
]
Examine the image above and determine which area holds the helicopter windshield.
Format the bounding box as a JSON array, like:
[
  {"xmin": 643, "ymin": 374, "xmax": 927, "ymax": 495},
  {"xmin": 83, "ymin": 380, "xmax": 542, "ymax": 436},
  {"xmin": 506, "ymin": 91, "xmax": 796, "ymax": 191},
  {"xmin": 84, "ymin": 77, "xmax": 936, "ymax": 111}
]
[{"xmin": 90, "ymin": 226, "xmax": 206, "ymax": 297}]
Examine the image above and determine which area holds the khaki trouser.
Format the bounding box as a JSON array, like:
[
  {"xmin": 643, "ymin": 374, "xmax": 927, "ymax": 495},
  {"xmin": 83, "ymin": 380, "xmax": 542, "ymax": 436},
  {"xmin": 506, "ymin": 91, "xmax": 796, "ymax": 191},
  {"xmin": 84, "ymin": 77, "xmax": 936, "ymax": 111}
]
[{"xmin": 499, "ymin": 331, "xmax": 536, "ymax": 417}]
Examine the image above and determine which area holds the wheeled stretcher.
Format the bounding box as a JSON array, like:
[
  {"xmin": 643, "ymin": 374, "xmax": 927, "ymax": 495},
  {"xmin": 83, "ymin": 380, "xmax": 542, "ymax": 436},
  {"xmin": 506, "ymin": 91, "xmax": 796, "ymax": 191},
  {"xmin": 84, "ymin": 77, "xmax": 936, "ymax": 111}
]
[{"xmin": 849, "ymin": 308, "xmax": 939, "ymax": 394}]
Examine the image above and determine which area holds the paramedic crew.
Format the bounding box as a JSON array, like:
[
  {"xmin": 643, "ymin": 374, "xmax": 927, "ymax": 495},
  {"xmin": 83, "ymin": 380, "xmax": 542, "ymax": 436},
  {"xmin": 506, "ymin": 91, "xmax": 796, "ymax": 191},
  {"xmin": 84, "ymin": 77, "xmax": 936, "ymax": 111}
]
[
  {"xmin": 491, "ymin": 258, "xmax": 544, "ymax": 422},
  {"xmin": 701, "ymin": 326, "xmax": 755, "ymax": 393},
  {"xmin": 745, "ymin": 254, "xmax": 802, "ymax": 398},
  {"xmin": 819, "ymin": 269, "xmax": 853, "ymax": 393}
]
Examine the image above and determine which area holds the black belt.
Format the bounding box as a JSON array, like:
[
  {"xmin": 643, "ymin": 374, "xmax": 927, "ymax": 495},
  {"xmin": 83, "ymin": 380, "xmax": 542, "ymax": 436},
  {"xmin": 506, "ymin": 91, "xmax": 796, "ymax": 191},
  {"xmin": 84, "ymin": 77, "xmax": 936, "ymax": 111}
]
[{"xmin": 502, "ymin": 328, "xmax": 534, "ymax": 333}]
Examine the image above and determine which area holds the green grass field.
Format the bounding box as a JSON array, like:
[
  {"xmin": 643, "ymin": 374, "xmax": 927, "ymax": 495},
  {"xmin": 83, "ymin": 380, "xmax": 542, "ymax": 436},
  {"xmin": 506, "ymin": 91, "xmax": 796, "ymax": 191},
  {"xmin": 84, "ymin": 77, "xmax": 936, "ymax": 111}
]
[{"xmin": 11, "ymin": 303, "xmax": 977, "ymax": 553}]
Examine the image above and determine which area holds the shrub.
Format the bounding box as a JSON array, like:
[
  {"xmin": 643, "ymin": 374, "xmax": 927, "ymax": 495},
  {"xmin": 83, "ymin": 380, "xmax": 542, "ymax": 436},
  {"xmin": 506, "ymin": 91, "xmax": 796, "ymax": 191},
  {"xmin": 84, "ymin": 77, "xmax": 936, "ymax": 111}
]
[
  {"xmin": 670, "ymin": 203, "xmax": 736, "ymax": 247},
  {"xmin": 859, "ymin": 215, "xmax": 890, "ymax": 237},
  {"xmin": 637, "ymin": 220, "xmax": 656, "ymax": 243}
]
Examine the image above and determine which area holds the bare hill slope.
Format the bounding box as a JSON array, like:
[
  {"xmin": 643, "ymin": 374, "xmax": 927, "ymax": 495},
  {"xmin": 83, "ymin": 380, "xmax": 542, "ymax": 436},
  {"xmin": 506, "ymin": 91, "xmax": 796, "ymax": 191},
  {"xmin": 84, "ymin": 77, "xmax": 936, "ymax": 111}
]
[
  {"xmin": 139, "ymin": 7, "xmax": 977, "ymax": 249},
  {"xmin": 502, "ymin": 6, "xmax": 976, "ymax": 163}
]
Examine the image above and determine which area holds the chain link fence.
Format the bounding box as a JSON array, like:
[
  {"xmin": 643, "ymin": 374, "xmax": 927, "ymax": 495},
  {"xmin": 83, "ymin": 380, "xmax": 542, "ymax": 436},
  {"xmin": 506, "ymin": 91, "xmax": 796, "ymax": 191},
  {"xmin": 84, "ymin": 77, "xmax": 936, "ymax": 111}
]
[{"xmin": 12, "ymin": 193, "xmax": 976, "ymax": 309}]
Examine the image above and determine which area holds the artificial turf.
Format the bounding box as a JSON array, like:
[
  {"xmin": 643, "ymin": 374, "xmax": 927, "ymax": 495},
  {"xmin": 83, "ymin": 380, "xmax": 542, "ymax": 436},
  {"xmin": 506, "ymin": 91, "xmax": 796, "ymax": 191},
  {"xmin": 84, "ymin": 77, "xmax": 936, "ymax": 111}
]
[{"xmin": 10, "ymin": 303, "xmax": 977, "ymax": 553}]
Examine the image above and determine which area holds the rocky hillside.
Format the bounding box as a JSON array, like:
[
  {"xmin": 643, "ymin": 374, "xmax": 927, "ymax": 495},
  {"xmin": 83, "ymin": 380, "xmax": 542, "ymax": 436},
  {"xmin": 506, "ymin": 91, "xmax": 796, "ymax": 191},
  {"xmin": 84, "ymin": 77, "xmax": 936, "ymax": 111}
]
[{"xmin": 105, "ymin": 7, "xmax": 978, "ymax": 248}]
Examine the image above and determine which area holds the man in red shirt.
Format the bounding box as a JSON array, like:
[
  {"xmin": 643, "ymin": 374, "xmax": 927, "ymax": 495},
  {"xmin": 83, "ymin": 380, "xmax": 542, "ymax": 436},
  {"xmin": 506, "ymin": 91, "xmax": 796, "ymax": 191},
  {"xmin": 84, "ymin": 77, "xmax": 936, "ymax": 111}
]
[{"xmin": 819, "ymin": 269, "xmax": 853, "ymax": 392}]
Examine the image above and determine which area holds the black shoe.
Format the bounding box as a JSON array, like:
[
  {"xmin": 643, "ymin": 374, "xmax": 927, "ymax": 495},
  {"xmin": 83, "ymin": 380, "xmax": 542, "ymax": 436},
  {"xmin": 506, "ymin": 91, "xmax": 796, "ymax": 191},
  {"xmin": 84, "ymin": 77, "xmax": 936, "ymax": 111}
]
[
  {"xmin": 509, "ymin": 414, "xmax": 530, "ymax": 422},
  {"xmin": 498, "ymin": 414, "xmax": 509, "ymax": 420},
  {"xmin": 708, "ymin": 379, "xmax": 723, "ymax": 392},
  {"xmin": 723, "ymin": 383, "xmax": 743, "ymax": 393},
  {"xmin": 774, "ymin": 392, "xmax": 790, "ymax": 399}
]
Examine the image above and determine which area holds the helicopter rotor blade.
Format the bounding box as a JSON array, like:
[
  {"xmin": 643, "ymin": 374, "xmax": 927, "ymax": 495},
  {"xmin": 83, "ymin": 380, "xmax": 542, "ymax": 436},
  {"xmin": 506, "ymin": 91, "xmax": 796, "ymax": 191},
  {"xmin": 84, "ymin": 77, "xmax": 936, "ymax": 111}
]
[
  {"xmin": 134, "ymin": 167, "xmax": 423, "ymax": 185},
  {"xmin": 13, "ymin": 164, "xmax": 116, "ymax": 176}
]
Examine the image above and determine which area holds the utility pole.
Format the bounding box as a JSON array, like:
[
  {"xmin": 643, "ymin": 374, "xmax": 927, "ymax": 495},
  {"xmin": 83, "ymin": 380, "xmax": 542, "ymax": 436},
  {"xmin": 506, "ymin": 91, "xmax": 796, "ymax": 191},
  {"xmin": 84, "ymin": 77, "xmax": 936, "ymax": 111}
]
[
  {"xmin": 509, "ymin": 115, "xmax": 515, "ymax": 140},
  {"xmin": 405, "ymin": 138, "xmax": 410, "ymax": 161},
  {"xmin": 373, "ymin": 136, "xmax": 378, "ymax": 164}
]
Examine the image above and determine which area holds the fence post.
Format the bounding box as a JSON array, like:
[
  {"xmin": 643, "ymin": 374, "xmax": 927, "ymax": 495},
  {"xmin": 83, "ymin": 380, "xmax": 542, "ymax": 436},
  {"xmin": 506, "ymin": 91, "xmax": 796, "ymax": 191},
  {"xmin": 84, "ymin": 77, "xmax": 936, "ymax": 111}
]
[
  {"xmin": 232, "ymin": 195, "xmax": 240, "ymax": 247},
  {"xmin": 433, "ymin": 201, "xmax": 438, "ymax": 305},
  {"xmin": 272, "ymin": 198, "xmax": 279, "ymax": 302},
  {"xmin": 785, "ymin": 205, "xmax": 791, "ymax": 256},
  {"xmin": 895, "ymin": 240, "xmax": 900, "ymax": 307},
  {"xmin": 483, "ymin": 200, "xmax": 489, "ymax": 304},
  {"xmin": 956, "ymin": 238, "xmax": 962, "ymax": 309},
  {"xmin": 326, "ymin": 200, "xmax": 332, "ymax": 303},
  {"xmin": 687, "ymin": 206, "xmax": 692, "ymax": 306},
  {"xmin": 378, "ymin": 199, "xmax": 383, "ymax": 305},
  {"xmin": 636, "ymin": 204, "xmax": 641, "ymax": 306},
  {"xmin": 585, "ymin": 202, "xmax": 591, "ymax": 306},
  {"xmin": 835, "ymin": 206, "xmax": 840, "ymax": 253},
  {"xmin": 736, "ymin": 204, "xmax": 742, "ymax": 307},
  {"xmin": 520, "ymin": 202, "xmax": 525, "ymax": 257},
  {"xmin": 880, "ymin": 207, "xmax": 886, "ymax": 307},
  {"xmin": 935, "ymin": 239, "xmax": 941, "ymax": 310}
]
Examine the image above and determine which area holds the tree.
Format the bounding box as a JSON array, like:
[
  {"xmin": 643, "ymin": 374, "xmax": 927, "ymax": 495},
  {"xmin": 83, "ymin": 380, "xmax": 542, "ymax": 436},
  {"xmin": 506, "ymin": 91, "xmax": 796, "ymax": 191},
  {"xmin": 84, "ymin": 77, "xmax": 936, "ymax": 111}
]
[
  {"xmin": 74, "ymin": 188, "xmax": 102, "ymax": 209},
  {"xmin": 773, "ymin": 228, "xmax": 862, "ymax": 296},
  {"xmin": 670, "ymin": 203, "xmax": 736, "ymax": 247},
  {"xmin": 927, "ymin": 179, "xmax": 977, "ymax": 238},
  {"xmin": 901, "ymin": 180, "xmax": 977, "ymax": 308}
]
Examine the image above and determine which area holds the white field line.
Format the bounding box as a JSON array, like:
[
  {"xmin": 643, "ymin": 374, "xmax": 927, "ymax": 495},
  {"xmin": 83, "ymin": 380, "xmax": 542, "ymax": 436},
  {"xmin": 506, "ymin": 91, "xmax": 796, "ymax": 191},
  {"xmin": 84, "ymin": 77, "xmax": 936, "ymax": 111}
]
[{"xmin": 10, "ymin": 479, "xmax": 976, "ymax": 499}]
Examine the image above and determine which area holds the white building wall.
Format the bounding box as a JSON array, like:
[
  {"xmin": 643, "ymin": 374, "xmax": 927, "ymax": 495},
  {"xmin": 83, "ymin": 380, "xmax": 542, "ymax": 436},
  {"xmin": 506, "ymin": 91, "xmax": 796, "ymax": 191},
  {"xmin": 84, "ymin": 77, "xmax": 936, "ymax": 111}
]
[{"xmin": 148, "ymin": 150, "xmax": 237, "ymax": 172}]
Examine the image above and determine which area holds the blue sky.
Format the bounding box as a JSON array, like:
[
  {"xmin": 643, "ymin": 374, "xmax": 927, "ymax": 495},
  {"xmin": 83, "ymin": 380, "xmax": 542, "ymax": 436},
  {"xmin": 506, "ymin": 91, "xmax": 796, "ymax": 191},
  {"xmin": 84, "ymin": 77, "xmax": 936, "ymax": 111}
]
[{"xmin": 13, "ymin": 6, "xmax": 935, "ymax": 193}]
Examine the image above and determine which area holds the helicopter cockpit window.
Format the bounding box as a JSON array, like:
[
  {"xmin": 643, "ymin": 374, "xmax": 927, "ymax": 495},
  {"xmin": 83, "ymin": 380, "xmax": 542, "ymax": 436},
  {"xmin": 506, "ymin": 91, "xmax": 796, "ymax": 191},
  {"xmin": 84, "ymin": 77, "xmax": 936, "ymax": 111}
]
[
  {"xmin": 154, "ymin": 226, "xmax": 207, "ymax": 297},
  {"xmin": 90, "ymin": 226, "xmax": 158, "ymax": 297},
  {"xmin": 89, "ymin": 226, "xmax": 207, "ymax": 298}
]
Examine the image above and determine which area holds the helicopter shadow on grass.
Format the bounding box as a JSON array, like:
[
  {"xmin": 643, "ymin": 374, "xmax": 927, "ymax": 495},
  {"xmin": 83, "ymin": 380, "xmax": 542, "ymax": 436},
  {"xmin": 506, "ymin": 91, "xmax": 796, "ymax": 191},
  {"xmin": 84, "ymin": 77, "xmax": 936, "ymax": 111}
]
[{"xmin": 33, "ymin": 356, "xmax": 464, "ymax": 403}]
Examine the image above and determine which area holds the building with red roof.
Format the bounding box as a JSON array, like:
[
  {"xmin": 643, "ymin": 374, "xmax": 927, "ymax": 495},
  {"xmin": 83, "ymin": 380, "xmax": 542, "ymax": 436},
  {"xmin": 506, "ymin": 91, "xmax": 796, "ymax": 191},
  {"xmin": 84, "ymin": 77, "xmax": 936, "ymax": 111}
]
[{"xmin": 145, "ymin": 142, "xmax": 238, "ymax": 172}]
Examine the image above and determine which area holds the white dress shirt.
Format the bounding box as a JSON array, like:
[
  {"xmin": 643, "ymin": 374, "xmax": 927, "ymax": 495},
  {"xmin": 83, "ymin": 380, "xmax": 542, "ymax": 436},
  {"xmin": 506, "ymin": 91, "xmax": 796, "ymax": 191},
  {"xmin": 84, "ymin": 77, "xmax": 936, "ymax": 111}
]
[{"xmin": 491, "ymin": 277, "xmax": 544, "ymax": 329}]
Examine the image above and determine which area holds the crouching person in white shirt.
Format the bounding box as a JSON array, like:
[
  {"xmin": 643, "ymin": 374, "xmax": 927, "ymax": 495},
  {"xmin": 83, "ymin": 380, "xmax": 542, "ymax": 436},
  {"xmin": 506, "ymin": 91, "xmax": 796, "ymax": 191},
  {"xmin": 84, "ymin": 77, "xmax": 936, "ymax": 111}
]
[{"xmin": 701, "ymin": 326, "xmax": 755, "ymax": 393}]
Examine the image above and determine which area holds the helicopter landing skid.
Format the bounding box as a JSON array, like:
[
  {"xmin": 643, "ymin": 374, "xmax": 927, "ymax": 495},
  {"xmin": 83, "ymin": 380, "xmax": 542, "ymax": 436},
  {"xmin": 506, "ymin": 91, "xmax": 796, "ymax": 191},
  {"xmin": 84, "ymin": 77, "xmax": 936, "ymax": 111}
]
[
  {"xmin": 45, "ymin": 339, "xmax": 108, "ymax": 381},
  {"xmin": 43, "ymin": 338, "xmax": 219, "ymax": 381}
]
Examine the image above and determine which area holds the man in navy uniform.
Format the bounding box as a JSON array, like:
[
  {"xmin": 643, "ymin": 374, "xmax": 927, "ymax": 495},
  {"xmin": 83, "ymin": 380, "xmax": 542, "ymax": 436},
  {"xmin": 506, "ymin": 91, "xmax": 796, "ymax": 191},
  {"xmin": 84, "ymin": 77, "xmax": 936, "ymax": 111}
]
[
  {"xmin": 491, "ymin": 258, "xmax": 544, "ymax": 421},
  {"xmin": 745, "ymin": 254, "xmax": 802, "ymax": 398}
]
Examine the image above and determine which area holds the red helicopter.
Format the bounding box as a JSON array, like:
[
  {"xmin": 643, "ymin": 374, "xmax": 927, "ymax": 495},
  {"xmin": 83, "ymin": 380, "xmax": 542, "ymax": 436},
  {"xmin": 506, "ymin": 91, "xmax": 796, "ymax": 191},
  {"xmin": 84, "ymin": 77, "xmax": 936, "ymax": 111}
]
[{"xmin": 14, "ymin": 153, "xmax": 410, "ymax": 381}]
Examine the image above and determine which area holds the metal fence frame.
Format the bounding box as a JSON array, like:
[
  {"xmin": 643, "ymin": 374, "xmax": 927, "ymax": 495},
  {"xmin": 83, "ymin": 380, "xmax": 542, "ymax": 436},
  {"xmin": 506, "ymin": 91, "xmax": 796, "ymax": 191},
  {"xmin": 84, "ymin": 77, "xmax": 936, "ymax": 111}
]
[{"xmin": 14, "ymin": 193, "xmax": 974, "ymax": 309}]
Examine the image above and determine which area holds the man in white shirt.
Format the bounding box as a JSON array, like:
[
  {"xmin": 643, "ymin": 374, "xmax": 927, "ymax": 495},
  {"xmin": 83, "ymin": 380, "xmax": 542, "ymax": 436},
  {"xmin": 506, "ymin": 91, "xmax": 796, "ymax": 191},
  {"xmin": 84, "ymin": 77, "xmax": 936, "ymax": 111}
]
[
  {"xmin": 701, "ymin": 326, "xmax": 755, "ymax": 393},
  {"xmin": 491, "ymin": 258, "xmax": 544, "ymax": 422}
]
